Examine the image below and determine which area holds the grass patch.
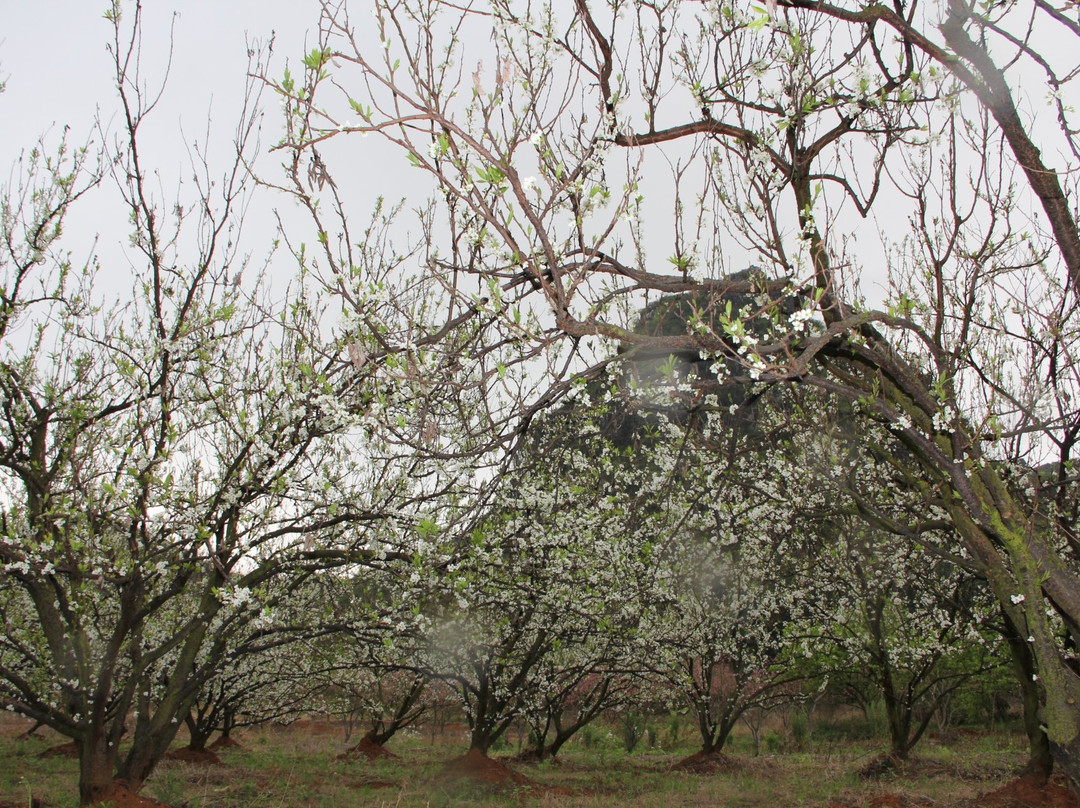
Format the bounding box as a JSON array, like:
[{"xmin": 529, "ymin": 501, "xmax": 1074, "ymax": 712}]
[{"xmin": 0, "ymin": 714, "xmax": 1033, "ymax": 808}]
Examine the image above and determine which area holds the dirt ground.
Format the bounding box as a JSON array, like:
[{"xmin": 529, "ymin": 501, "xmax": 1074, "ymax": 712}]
[{"xmin": 2, "ymin": 711, "xmax": 1078, "ymax": 808}]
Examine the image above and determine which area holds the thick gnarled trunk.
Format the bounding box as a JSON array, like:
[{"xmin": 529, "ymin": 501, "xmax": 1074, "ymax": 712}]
[{"xmin": 78, "ymin": 735, "xmax": 124, "ymax": 807}]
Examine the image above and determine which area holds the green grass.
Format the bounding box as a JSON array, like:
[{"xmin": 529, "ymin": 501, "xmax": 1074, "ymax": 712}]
[{"xmin": 0, "ymin": 714, "xmax": 1029, "ymax": 808}]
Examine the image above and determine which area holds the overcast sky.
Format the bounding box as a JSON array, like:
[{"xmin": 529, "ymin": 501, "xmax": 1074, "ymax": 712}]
[
  {"xmin": 1, "ymin": 0, "xmax": 463, "ymax": 315},
  {"xmin": 1, "ymin": 2, "xmax": 317, "ymax": 156},
  {"xmin": 6, "ymin": 0, "xmax": 1056, "ymax": 311},
  {"xmin": 0, "ymin": 2, "xmax": 341, "ymax": 297}
]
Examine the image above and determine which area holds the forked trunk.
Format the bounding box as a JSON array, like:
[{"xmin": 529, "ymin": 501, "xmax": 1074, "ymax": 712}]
[
  {"xmin": 184, "ymin": 712, "xmax": 213, "ymax": 752},
  {"xmin": 694, "ymin": 705, "xmax": 716, "ymax": 755},
  {"xmin": 367, "ymin": 726, "xmax": 395, "ymax": 746},
  {"xmin": 882, "ymin": 692, "xmax": 913, "ymax": 762}
]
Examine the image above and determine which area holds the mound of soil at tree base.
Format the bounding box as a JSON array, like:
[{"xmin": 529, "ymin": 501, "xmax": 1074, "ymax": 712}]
[
  {"xmin": 671, "ymin": 750, "xmax": 740, "ymax": 774},
  {"xmin": 958, "ymin": 775, "xmax": 1079, "ymax": 808},
  {"xmin": 671, "ymin": 750, "xmax": 777, "ymax": 775},
  {"xmin": 165, "ymin": 745, "xmax": 223, "ymax": 765},
  {"xmin": 510, "ymin": 748, "xmax": 544, "ymax": 764},
  {"xmin": 207, "ymin": 735, "xmax": 242, "ymax": 750},
  {"xmin": 88, "ymin": 782, "xmax": 171, "ymax": 808},
  {"xmin": 337, "ymin": 736, "xmax": 398, "ymax": 761},
  {"xmin": 442, "ymin": 748, "xmax": 535, "ymax": 789},
  {"xmin": 509, "ymin": 748, "xmax": 568, "ymax": 765},
  {"xmin": 38, "ymin": 740, "xmax": 78, "ymax": 758},
  {"xmin": 858, "ymin": 754, "xmax": 915, "ymax": 779}
]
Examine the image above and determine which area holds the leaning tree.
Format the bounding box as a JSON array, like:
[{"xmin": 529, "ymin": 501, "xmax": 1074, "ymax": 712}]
[{"xmin": 275, "ymin": 0, "xmax": 1080, "ymax": 786}]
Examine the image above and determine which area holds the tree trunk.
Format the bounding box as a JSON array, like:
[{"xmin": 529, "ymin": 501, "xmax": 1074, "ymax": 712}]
[
  {"xmin": 694, "ymin": 707, "xmax": 717, "ymax": 754},
  {"xmin": 469, "ymin": 735, "xmax": 492, "ymax": 755},
  {"xmin": 211, "ymin": 705, "xmax": 237, "ymax": 748},
  {"xmin": 943, "ymin": 478, "xmax": 1080, "ymax": 790},
  {"xmin": 1051, "ymin": 736, "xmax": 1080, "ymax": 794},
  {"xmin": 547, "ymin": 725, "xmax": 578, "ymax": 759},
  {"xmin": 883, "ymin": 692, "xmax": 913, "ymax": 761},
  {"xmin": 116, "ymin": 715, "xmax": 191, "ymax": 797},
  {"xmin": 1002, "ymin": 618, "xmax": 1054, "ymax": 780},
  {"xmin": 368, "ymin": 726, "xmax": 395, "ymax": 746},
  {"xmin": 78, "ymin": 735, "xmax": 121, "ymax": 807},
  {"xmin": 184, "ymin": 711, "xmax": 214, "ymax": 752},
  {"xmin": 468, "ymin": 713, "xmax": 499, "ymax": 756}
]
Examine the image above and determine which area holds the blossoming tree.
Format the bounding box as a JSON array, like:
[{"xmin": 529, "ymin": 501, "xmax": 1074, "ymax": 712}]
[
  {"xmin": 278, "ymin": 0, "xmax": 1080, "ymax": 786},
  {"xmin": 406, "ymin": 402, "xmax": 662, "ymax": 757},
  {"xmin": 0, "ymin": 4, "xmax": 446, "ymax": 804}
]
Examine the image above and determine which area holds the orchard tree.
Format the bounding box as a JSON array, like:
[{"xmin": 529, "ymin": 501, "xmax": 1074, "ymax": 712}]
[
  {"xmin": 180, "ymin": 640, "xmax": 323, "ymax": 755},
  {"xmin": 794, "ymin": 518, "xmax": 1001, "ymax": 762},
  {"xmin": 409, "ymin": 405, "xmax": 661, "ymax": 757},
  {"xmin": 450, "ymin": 363, "xmax": 823, "ymax": 761},
  {"xmin": 627, "ymin": 396, "xmax": 820, "ymax": 758},
  {"xmin": 315, "ymin": 661, "xmax": 428, "ymax": 752},
  {"xmin": 518, "ymin": 654, "xmax": 636, "ymax": 761},
  {"xmin": 789, "ymin": 379, "xmax": 1061, "ymax": 773},
  {"xmin": 278, "ymin": 0, "xmax": 1080, "ymax": 785},
  {"xmin": 303, "ymin": 585, "xmax": 433, "ymax": 752},
  {"xmin": 773, "ymin": 405, "xmax": 1008, "ymax": 763},
  {"xmin": 179, "ymin": 573, "xmax": 356, "ymax": 754},
  {"xmin": 0, "ymin": 4, "xmax": 451, "ymax": 805}
]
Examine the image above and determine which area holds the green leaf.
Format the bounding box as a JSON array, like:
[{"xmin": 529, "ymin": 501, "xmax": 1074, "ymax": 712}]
[
  {"xmin": 348, "ymin": 98, "xmax": 373, "ymax": 122},
  {"xmin": 475, "ymin": 165, "xmax": 506, "ymax": 184},
  {"xmin": 416, "ymin": 517, "xmax": 439, "ymax": 540},
  {"xmin": 302, "ymin": 47, "xmax": 332, "ymax": 72}
]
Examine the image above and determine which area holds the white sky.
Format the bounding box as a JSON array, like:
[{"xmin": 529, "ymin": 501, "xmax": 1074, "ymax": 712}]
[
  {"xmin": 0, "ymin": 2, "xmax": 886, "ymax": 297},
  {"xmin": 0, "ymin": 2, "xmax": 333, "ymax": 297},
  {"xmin": 1, "ymin": 2, "xmax": 320, "ymax": 158},
  {"xmin": 1, "ymin": 2, "xmax": 1071, "ymax": 319},
  {"xmin": 1, "ymin": 1, "xmax": 461, "ymax": 320}
]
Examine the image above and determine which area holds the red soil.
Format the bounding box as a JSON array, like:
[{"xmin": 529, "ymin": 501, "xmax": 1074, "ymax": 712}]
[
  {"xmin": 671, "ymin": 749, "xmax": 779, "ymax": 776},
  {"xmin": 88, "ymin": 782, "xmax": 171, "ymax": 808},
  {"xmin": 442, "ymin": 748, "xmax": 534, "ymax": 789},
  {"xmin": 963, "ymin": 775, "xmax": 1079, "ymax": 808},
  {"xmin": 165, "ymin": 746, "xmax": 223, "ymax": 765},
  {"xmin": 338, "ymin": 735, "xmax": 398, "ymax": 761}
]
